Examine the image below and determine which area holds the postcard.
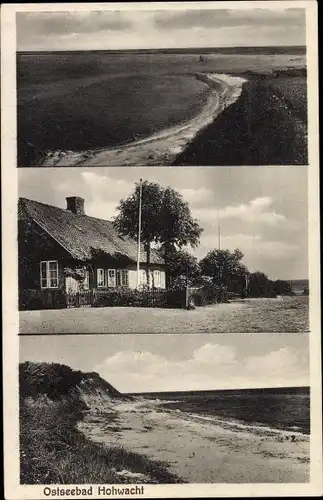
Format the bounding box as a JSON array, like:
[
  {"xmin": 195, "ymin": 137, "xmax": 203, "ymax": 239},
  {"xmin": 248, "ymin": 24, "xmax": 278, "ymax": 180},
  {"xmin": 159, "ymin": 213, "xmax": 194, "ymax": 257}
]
[{"xmin": 1, "ymin": 2, "xmax": 321, "ymax": 499}]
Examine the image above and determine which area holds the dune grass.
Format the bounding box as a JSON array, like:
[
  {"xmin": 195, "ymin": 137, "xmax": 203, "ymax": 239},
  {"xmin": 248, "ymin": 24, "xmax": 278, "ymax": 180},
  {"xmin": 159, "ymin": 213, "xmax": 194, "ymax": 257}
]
[{"xmin": 20, "ymin": 395, "xmax": 183, "ymax": 485}]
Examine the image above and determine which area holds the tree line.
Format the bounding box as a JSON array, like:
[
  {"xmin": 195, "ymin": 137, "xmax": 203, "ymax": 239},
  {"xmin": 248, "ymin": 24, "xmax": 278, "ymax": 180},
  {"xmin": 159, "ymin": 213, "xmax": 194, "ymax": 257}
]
[{"xmin": 113, "ymin": 181, "xmax": 295, "ymax": 297}]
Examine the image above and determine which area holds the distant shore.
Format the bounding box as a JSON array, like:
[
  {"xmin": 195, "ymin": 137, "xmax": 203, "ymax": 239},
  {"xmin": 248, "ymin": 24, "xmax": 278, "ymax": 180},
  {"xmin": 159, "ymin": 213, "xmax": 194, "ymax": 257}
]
[
  {"xmin": 37, "ymin": 73, "xmax": 246, "ymax": 167},
  {"xmin": 79, "ymin": 398, "xmax": 309, "ymax": 483}
]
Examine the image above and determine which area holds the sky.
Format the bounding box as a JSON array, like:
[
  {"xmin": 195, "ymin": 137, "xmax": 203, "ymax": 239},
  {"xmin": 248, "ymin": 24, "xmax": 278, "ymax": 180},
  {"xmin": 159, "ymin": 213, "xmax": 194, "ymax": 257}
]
[
  {"xmin": 16, "ymin": 8, "xmax": 306, "ymax": 51},
  {"xmin": 19, "ymin": 333, "xmax": 309, "ymax": 393},
  {"xmin": 18, "ymin": 166, "xmax": 308, "ymax": 280}
]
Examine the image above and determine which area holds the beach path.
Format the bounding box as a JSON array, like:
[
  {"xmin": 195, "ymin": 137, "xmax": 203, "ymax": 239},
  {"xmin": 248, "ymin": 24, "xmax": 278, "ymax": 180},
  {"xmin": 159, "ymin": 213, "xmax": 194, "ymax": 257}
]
[
  {"xmin": 39, "ymin": 74, "xmax": 244, "ymax": 167},
  {"xmin": 78, "ymin": 400, "xmax": 309, "ymax": 483}
]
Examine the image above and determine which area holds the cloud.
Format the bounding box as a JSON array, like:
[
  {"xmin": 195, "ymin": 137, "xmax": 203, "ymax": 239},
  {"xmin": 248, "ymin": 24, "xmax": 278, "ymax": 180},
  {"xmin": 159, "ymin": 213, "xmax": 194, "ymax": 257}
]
[
  {"xmin": 18, "ymin": 166, "xmax": 308, "ymax": 280},
  {"xmin": 17, "ymin": 11, "xmax": 133, "ymax": 37},
  {"xmin": 54, "ymin": 170, "xmax": 134, "ymax": 219},
  {"xmin": 195, "ymin": 197, "xmax": 286, "ymax": 227},
  {"xmin": 154, "ymin": 8, "xmax": 305, "ymax": 31},
  {"xmin": 16, "ymin": 7, "xmax": 306, "ymax": 50},
  {"xmin": 193, "ymin": 343, "xmax": 236, "ymax": 364},
  {"xmin": 95, "ymin": 342, "xmax": 308, "ymax": 393},
  {"xmin": 179, "ymin": 187, "xmax": 212, "ymax": 206},
  {"xmin": 221, "ymin": 234, "xmax": 298, "ymax": 258}
]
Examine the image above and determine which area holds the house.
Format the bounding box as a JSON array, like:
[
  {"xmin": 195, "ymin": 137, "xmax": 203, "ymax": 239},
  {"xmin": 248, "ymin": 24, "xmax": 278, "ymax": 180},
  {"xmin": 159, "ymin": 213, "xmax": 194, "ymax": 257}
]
[{"xmin": 18, "ymin": 196, "xmax": 166, "ymax": 308}]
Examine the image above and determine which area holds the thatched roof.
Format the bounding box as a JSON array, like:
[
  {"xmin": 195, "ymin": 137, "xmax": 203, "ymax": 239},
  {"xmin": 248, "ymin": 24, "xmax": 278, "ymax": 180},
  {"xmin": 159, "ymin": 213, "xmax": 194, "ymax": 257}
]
[{"xmin": 18, "ymin": 197, "xmax": 164, "ymax": 265}]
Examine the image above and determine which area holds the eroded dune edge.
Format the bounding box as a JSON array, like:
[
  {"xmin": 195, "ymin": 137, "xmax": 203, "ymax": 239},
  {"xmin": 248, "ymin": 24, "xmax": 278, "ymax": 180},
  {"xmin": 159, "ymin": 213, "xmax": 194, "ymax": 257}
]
[{"xmin": 38, "ymin": 73, "xmax": 246, "ymax": 167}]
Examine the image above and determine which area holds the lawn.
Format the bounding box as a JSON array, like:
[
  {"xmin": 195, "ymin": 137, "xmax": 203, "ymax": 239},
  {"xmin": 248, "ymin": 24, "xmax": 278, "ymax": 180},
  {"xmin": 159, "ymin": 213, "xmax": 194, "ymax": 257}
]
[{"xmin": 19, "ymin": 296, "xmax": 309, "ymax": 334}]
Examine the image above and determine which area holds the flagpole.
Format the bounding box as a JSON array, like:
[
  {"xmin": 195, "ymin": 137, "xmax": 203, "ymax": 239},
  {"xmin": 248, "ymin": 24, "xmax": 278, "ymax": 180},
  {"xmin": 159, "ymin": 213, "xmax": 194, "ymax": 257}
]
[
  {"xmin": 136, "ymin": 179, "xmax": 143, "ymax": 289},
  {"xmin": 217, "ymin": 205, "xmax": 221, "ymax": 251},
  {"xmin": 218, "ymin": 205, "xmax": 222, "ymax": 293}
]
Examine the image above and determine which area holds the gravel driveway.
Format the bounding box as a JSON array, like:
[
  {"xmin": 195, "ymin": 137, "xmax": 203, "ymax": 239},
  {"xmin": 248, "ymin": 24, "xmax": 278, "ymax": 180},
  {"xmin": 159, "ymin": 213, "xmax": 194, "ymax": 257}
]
[{"xmin": 19, "ymin": 297, "xmax": 309, "ymax": 334}]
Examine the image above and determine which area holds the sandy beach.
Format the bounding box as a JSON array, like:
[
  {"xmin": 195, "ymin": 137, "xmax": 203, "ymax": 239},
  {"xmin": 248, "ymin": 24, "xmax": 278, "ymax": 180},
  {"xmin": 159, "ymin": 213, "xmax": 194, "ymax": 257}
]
[
  {"xmin": 78, "ymin": 398, "xmax": 309, "ymax": 483},
  {"xmin": 39, "ymin": 73, "xmax": 246, "ymax": 167}
]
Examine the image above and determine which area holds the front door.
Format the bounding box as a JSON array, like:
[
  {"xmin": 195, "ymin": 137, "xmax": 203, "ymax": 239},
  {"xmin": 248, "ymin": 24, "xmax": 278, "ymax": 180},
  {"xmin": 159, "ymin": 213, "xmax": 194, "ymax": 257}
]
[{"xmin": 65, "ymin": 276, "xmax": 92, "ymax": 307}]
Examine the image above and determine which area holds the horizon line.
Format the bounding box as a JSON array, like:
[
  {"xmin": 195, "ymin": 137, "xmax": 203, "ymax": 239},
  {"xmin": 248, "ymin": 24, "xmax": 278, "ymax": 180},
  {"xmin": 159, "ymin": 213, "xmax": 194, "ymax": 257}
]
[
  {"xmin": 17, "ymin": 44, "xmax": 306, "ymax": 53},
  {"xmin": 126, "ymin": 385, "xmax": 309, "ymax": 395}
]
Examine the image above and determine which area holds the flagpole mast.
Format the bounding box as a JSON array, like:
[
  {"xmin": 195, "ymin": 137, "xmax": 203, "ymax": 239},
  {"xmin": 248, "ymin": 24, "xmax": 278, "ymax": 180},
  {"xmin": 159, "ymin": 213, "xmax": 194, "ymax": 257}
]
[
  {"xmin": 218, "ymin": 205, "xmax": 222, "ymax": 293},
  {"xmin": 217, "ymin": 205, "xmax": 221, "ymax": 250},
  {"xmin": 136, "ymin": 179, "xmax": 143, "ymax": 289}
]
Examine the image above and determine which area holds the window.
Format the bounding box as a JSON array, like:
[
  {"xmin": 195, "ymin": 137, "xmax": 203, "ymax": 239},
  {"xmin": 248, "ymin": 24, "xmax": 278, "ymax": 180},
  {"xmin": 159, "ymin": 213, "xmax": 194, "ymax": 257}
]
[
  {"xmin": 153, "ymin": 270, "xmax": 161, "ymax": 288},
  {"xmin": 121, "ymin": 269, "xmax": 129, "ymax": 287},
  {"xmin": 97, "ymin": 269, "xmax": 104, "ymax": 288},
  {"xmin": 40, "ymin": 261, "xmax": 58, "ymax": 289},
  {"xmin": 117, "ymin": 269, "xmax": 129, "ymax": 287},
  {"xmin": 107, "ymin": 269, "xmax": 116, "ymax": 288},
  {"xmin": 97, "ymin": 268, "xmax": 129, "ymax": 288},
  {"xmin": 83, "ymin": 270, "xmax": 90, "ymax": 290}
]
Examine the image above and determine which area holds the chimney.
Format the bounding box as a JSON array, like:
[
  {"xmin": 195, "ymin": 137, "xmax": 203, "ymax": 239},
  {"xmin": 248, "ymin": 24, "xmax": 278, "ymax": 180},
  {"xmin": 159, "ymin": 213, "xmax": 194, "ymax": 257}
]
[{"xmin": 66, "ymin": 196, "xmax": 85, "ymax": 215}]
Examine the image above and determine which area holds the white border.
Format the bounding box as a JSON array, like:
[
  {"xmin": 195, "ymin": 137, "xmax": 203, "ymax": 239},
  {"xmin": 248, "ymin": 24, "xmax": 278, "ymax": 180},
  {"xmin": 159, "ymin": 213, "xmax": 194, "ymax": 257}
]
[{"xmin": 2, "ymin": 2, "xmax": 321, "ymax": 498}]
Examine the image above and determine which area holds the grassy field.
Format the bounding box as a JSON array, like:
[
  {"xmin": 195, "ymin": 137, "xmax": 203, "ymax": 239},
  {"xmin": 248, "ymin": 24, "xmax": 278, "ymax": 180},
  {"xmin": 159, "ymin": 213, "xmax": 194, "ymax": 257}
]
[
  {"xmin": 267, "ymin": 76, "xmax": 307, "ymax": 121},
  {"xmin": 174, "ymin": 75, "xmax": 308, "ymax": 165},
  {"xmin": 19, "ymin": 296, "xmax": 309, "ymax": 334},
  {"xmin": 17, "ymin": 51, "xmax": 306, "ymax": 166},
  {"xmin": 20, "ymin": 394, "xmax": 183, "ymax": 484}
]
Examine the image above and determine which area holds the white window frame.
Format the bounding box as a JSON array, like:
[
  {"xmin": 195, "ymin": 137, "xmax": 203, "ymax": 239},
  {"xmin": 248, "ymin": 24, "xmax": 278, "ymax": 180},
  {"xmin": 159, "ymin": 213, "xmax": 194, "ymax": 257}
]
[
  {"xmin": 116, "ymin": 269, "xmax": 129, "ymax": 287},
  {"xmin": 40, "ymin": 260, "xmax": 59, "ymax": 289},
  {"xmin": 121, "ymin": 269, "xmax": 129, "ymax": 287},
  {"xmin": 107, "ymin": 269, "xmax": 116, "ymax": 288},
  {"xmin": 153, "ymin": 269, "xmax": 161, "ymax": 288},
  {"xmin": 97, "ymin": 268, "xmax": 105, "ymax": 288},
  {"xmin": 116, "ymin": 269, "xmax": 122, "ymax": 287},
  {"xmin": 83, "ymin": 270, "xmax": 90, "ymax": 290}
]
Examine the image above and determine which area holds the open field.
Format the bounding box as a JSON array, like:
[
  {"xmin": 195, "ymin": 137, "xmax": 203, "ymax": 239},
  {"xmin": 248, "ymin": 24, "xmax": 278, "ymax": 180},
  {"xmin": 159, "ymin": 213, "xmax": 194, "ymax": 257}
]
[
  {"xmin": 17, "ymin": 50, "xmax": 307, "ymax": 166},
  {"xmin": 19, "ymin": 296, "xmax": 309, "ymax": 334},
  {"xmin": 267, "ymin": 76, "xmax": 307, "ymax": 121},
  {"xmin": 174, "ymin": 75, "xmax": 307, "ymax": 165}
]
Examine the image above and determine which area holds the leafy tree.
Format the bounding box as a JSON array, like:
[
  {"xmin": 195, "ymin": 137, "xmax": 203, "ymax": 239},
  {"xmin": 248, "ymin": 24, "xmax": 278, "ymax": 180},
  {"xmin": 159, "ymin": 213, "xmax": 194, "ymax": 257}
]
[
  {"xmin": 113, "ymin": 181, "xmax": 203, "ymax": 287},
  {"xmin": 248, "ymin": 271, "xmax": 276, "ymax": 297},
  {"xmin": 164, "ymin": 248, "xmax": 200, "ymax": 287},
  {"xmin": 200, "ymin": 249, "xmax": 248, "ymax": 293},
  {"xmin": 273, "ymin": 280, "xmax": 293, "ymax": 296}
]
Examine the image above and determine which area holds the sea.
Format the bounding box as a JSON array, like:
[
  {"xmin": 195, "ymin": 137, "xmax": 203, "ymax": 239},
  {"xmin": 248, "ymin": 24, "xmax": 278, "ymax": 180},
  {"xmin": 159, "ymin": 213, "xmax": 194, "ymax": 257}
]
[
  {"xmin": 134, "ymin": 387, "xmax": 310, "ymax": 435},
  {"xmin": 17, "ymin": 49, "xmax": 306, "ymax": 166}
]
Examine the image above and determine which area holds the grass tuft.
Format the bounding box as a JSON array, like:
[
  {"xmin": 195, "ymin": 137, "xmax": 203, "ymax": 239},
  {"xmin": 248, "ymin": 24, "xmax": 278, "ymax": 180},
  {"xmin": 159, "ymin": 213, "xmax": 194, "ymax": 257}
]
[{"xmin": 20, "ymin": 394, "xmax": 183, "ymax": 484}]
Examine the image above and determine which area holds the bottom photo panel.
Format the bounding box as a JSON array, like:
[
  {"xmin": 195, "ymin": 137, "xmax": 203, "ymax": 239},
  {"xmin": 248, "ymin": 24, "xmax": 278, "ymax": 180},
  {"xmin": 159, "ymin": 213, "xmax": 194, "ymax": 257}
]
[{"xmin": 19, "ymin": 333, "xmax": 309, "ymax": 485}]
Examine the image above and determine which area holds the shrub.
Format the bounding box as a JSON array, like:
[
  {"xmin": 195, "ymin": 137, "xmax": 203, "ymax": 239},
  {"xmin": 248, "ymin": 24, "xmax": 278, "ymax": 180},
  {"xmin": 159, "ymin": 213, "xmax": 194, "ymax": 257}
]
[
  {"xmin": 19, "ymin": 289, "xmax": 66, "ymax": 310},
  {"xmin": 92, "ymin": 288, "xmax": 168, "ymax": 308}
]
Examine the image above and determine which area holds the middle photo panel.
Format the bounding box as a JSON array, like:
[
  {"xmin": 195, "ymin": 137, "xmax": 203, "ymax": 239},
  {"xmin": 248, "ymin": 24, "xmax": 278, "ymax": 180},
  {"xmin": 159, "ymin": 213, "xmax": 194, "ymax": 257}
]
[{"xmin": 18, "ymin": 166, "xmax": 308, "ymax": 335}]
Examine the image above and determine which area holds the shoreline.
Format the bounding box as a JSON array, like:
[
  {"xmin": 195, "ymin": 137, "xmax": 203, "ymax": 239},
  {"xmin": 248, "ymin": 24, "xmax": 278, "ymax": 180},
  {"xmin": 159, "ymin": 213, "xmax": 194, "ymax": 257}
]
[
  {"xmin": 78, "ymin": 398, "xmax": 309, "ymax": 483},
  {"xmin": 37, "ymin": 73, "xmax": 246, "ymax": 167}
]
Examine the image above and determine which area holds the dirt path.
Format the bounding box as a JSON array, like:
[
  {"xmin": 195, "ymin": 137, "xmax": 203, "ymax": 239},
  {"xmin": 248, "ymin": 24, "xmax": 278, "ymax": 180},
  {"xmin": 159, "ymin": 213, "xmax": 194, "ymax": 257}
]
[
  {"xmin": 19, "ymin": 297, "xmax": 309, "ymax": 334},
  {"xmin": 38, "ymin": 74, "xmax": 246, "ymax": 167},
  {"xmin": 78, "ymin": 399, "xmax": 309, "ymax": 483}
]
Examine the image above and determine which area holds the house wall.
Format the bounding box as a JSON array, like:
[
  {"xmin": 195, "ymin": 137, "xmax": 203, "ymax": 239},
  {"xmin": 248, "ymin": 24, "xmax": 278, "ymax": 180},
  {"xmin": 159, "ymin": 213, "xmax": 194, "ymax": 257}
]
[
  {"xmin": 19, "ymin": 219, "xmax": 167, "ymax": 292},
  {"xmin": 92, "ymin": 264, "xmax": 166, "ymax": 290},
  {"xmin": 128, "ymin": 266, "xmax": 166, "ymax": 290},
  {"xmin": 18, "ymin": 219, "xmax": 67, "ymax": 291}
]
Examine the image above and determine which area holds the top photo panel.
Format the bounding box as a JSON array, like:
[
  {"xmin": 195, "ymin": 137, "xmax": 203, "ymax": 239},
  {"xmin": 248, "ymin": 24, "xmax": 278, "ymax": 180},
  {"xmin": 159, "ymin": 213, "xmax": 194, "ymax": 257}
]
[{"xmin": 17, "ymin": 5, "xmax": 308, "ymax": 167}]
